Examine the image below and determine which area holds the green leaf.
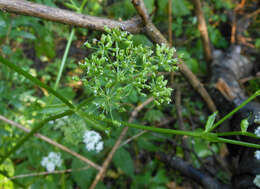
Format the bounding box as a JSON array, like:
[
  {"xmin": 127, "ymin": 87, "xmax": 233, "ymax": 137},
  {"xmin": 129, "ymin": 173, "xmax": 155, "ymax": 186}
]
[
  {"xmin": 240, "ymin": 118, "xmax": 249, "ymax": 133},
  {"xmin": 144, "ymin": 109, "xmax": 164, "ymax": 122},
  {"xmin": 151, "ymin": 169, "xmax": 169, "ymax": 185},
  {"xmin": 71, "ymin": 159, "xmax": 96, "ymax": 188},
  {"xmin": 205, "ymin": 112, "xmax": 218, "ymax": 132},
  {"xmin": 137, "ymin": 138, "xmax": 158, "ymax": 152},
  {"xmin": 132, "ymin": 34, "xmax": 153, "ymax": 47},
  {"xmin": 172, "ymin": 0, "xmax": 191, "ymax": 16},
  {"xmin": 10, "ymin": 30, "xmax": 36, "ymax": 40},
  {"xmin": 113, "ymin": 148, "xmax": 134, "ymax": 177},
  {"xmin": 255, "ymin": 39, "xmax": 260, "ymax": 49}
]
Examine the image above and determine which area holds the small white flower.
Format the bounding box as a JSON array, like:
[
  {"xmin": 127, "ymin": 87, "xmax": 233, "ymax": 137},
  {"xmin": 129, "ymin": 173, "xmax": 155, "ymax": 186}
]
[
  {"xmin": 95, "ymin": 141, "xmax": 104, "ymax": 153},
  {"xmin": 255, "ymin": 114, "xmax": 260, "ymax": 124},
  {"xmin": 255, "ymin": 151, "xmax": 260, "ymax": 160},
  {"xmin": 41, "ymin": 152, "xmax": 62, "ymax": 172},
  {"xmin": 254, "ymin": 175, "xmax": 260, "ymax": 188},
  {"xmin": 46, "ymin": 162, "xmax": 55, "ymax": 172},
  {"xmin": 254, "ymin": 127, "xmax": 260, "ymax": 137},
  {"xmin": 83, "ymin": 130, "xmax": 104, "ymax": 153}
]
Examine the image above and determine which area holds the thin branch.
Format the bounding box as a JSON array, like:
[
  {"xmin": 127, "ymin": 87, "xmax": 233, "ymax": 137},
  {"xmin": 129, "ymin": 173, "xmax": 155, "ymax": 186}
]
[
  {"xmin": 120, "ymin": 130, "xmax": 147, "ymax": 147},
  {"xmin": 10, "ymin": 166, "xmax": 90, "ymax": 179},
  {"xmin": 0, "ymin": 0, "xmax": 142, "ymax": 33},
  {"xmin": 132, "ymin": 0, "xmax": 149, "ymax": 24},
  {"xmin": 234, "ymin": 0, "xmax": 246, "ymax": 12},
  {"xmin": 120, "ymin": 117, "xmax": 174, "ymax": 147},
  {"xmin": 246, "ymin": 7, "xmax": 260, "ymax": 19},
  {"xmin": 128, "ymin": 97, "xmax": 154, "ymax": 123},
  {"xmin": 231, "ymin": 16, "xmax": 237, "ymax": 44},
  {"xmin": 178, "ymin": 62, "xmax": 217, "ymax": 112},
  {"xmin": 0, "ymin": 115, "xmax": 102, "ymax": 171},
  {"xmin": 89, "ymin": 127, "xmax": 128, "ymax": 189},
  {"xmin": 175, "ymin": 87, "xmax": 190, "ymax": 161},
  {"xmin": 89, "ymin": 97, "xmax": 154, "ymax": 189},
  {"xmin": 158, "ymin": 153, "xmax": 231, "ymax": 189},
  {"xmin": 192, "ymin": 0, "xmax": 212, "ymax": 62}
]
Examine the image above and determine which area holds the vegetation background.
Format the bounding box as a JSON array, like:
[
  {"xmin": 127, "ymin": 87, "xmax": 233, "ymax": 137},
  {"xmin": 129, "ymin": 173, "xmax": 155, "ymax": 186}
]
[{"xmin": 0, "ymin": 0, "xmax": 259, "ymax": 188}]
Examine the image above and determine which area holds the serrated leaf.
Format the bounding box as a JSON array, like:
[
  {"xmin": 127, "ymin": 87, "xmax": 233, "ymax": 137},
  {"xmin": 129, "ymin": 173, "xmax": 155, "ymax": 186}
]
[
  {"xmin": 71, "ymin": 159, "xmax": 96, "ymax": 188},
  {"xmin": 240, "ymin": 118, "xmax": 249, "ymax": 133},
  {"xmin": 205, "ymin": 112, "xmax": 218, "ymax": 132},
  {"xmin": 113, "ymin": 148, "xmax": 134, "ymax": 177}
]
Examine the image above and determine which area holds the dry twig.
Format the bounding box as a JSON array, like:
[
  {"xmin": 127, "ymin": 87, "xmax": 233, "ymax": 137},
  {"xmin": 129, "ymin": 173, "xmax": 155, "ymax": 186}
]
[
  {"xmin": 192, "ymin": 0, "xmax": 212, "ymax": 62},
  {"xmin": 10, "ymin": 166, "xmax": 89, "ymax": 179},
  {"xmin": 89, "ymin": 97, "xmax": 154, "ymax": 189},
  {"xmin": 175, "ymin": 87, "xmax": 190, "ymax": 161}
]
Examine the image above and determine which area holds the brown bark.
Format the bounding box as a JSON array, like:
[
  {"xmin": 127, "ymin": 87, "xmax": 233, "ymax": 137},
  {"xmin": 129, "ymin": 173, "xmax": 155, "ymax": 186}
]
[
  {"xmin": 192, "ymin": 0, "xmax": 212, "ymax": 62},
  {"xmin": 0, "ymin": 0, "xmax": 142, "ymax": 33}
]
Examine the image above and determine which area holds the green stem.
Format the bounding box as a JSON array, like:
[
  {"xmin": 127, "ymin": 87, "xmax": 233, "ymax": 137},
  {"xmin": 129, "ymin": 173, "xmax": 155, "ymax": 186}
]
[
  {"xmin": 86, "ymin": 114, "xmax": 201, "ymax": 137},
  {"xmin": 0, "ymin": 56, "xmax": 74, "ymax": 109},
  {"xmin": 88, "ymin": 113, "xmax": 260, "ymax": 148},
  {"xmin": 217, "ymin": 137, "xmax": 260, "ymax": 149},
  {"xmin": 79, "ymin": 0, "xmax": 88, "ymax": 13},
  {"xmin": 54, "ymin": 28, "xmax": 75, "ymax": 90},
  {"xmin": 208, "ymin": 90, "xmax": 260, "ymax": 132},
  {"xmin": 216, "ymin": 131, "xmax": 260, "ymax": 139},
  {"xmin": 0, "ymin": 110, "xmax": 74, "ymax": 165}
]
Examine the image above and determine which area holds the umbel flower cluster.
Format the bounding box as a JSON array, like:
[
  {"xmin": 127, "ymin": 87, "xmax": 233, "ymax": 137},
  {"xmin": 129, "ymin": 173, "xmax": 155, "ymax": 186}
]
[
  {"xmin": 77, "ymin": 27, "xmax": 179, "ymax": 114},
  {"xmin": 83, "ymin": 130, "xmax": 104, "ymax": 153},
  {"xmin": 41, "ymin": 152, "xmax": 62, "ymax": 172}
]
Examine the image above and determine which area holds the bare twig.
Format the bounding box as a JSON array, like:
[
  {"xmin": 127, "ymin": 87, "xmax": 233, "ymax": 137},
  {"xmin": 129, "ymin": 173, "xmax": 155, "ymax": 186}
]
[
  {"xmin": 175, "ymin": 87, "xmax": 190, "ymax": 161},
  {"xmin": 231, "ymin": 16, "xmax": 237, "ymax": 44},
  {"xmin": 89, "ymin": 127, "xmax": 128, "ymax": 189},
  {"xmin": 168, "ymin": 0, "xmax": 172, "ymax": 46},
  {"xmin": 0, "ymin": 0, "xmax": 142, "ymax": 33},
  {"xmin": 10, "ymin": 166, "xmax": 90, "ymax": 179},
  {"xmin": 239, "ymin": 74, "xmax": 260, "ymax": 84},
  {"xmin": 132, "ymin": 0, "xmax": 149, "ymax": 24},
  {"xmin": 0, "ymin": 115, "xmax": 102, "ymax": 171},
  {"xmin": 192, "ymin": 0, "xmax": 212, "ymax": 62},
  {"xmin": 128, "ymin": 97, "xmax": 154, "ymax": 123},
  {"xmin": 120, "ymin": 117, "xmax": 174, "ymax": 147},
  {"xmin": 120, "ymin": 130, "xmax": 148, "ymax": 147},
  {"xmin": 234, "ymin": 0, "xmax": 246, "ymax": 12},
  {"xmin": 158, "ymin": 153, "xmax": 230, "ymax": 189},
  {"xmin": 246, "ymin": 8, "xmax": 260, "ymax": 19},
  {"xmin": 89, "ymin": 97, "xmax": 154, "ymax": 189},
  {"xmin": 178, "ymin": 62, "xmax": 217, "ymax": 113}
]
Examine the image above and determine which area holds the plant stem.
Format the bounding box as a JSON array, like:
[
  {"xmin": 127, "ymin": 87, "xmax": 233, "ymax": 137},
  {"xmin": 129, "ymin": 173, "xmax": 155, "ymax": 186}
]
[
  {"xmin": 54, "ymin": 28, "xmax": 75, "ymax": 90},
  {"xmin": 0, "ymin": 55, "xmax": 75, "ymax": 109},
  {"xmin": 217, "ymin": 137, "xmax": 260, "ymax": 149},
  {"xmin": 208, "ymin": 90, "xmax": 260, "ymax": 132},
  {"xmin": 216, "ymin": 131, "xmax": 260, "ymax": 139}
]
